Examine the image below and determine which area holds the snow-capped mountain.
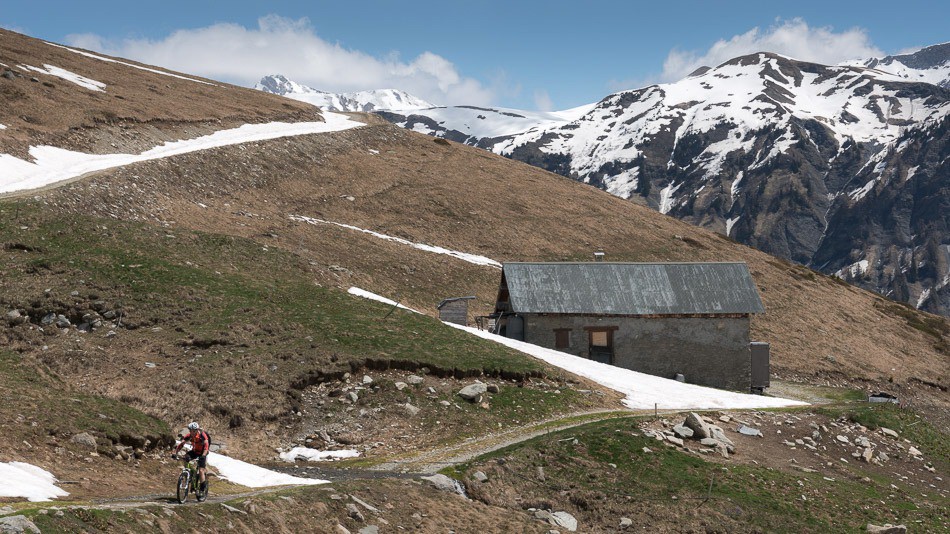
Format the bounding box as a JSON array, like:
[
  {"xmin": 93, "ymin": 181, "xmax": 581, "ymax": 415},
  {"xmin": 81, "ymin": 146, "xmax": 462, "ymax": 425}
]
[
  {"xmin": 255, "ymin": 74, "xmax": 434, "ymax": 112},
  {"xmin": 378, "ymin": 49, "xmax": 950, "ymax": 315},
  {"xmin": 849, "ymin": 42, "xmax": 950, "ymax": 89}
]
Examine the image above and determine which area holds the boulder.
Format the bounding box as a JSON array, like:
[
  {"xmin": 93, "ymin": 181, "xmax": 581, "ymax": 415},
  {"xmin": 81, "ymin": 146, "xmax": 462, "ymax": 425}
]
[
  {"xmin": 421, "ymin": 474, "xmax": 461, "ymax": 494},
  {"xmin": 550, "ymin": 511, "xmax": 578, "ymax": 531},
  {"xmin": 394, "ymin": 382, "xmax": 408, "ymax": 391},
  {"xmin": 346, "ymin": 503, "xmax": 365, "ymax": 522},
  {"xmin": 458, "ymin": 383, "xmax": 487, "ymax": 402},
  {"xmin": 620, "ymin": 517, "xmax": 633, "ymax": 529},
  {"xmin": 880, "ymin": 427, "xmax": 899, "ymax": 438},
  {"xmin": 666, "ymin": 435, "xmax": 684, "ymax": 447},
  {"xmin": 346, "ymin": 391, "xmax": 359, "ymax": 403},
  {"xmin": 708, "ymin": 425, "xmax": 735, "ymax": 447},
  {"xmin": 684, "ymin": 412, "xmax": 712, "ymax": 439},
  {"xmin": 70, "ymin": 432, "xmax": 98, "ymax": 449},
  {"xmin": 0, "ymin": 515, "xmax": 41, "ymax": 534},
  {"xmin": 407, "ymin": 375, "xmax": 424, "ymax": 385},
  {"xmin": 908, "ymin": 446, "xmax": 922, "ymax": 457},
  {"xmin": 473, "ymin": 471, "xmax": 489, "ymax": 483},
  {"xmin": 403, "ymin": 403, "xmax": 420, "ymax": 416},
  {"xmin": 362, "ymin": 375, "xmax": 373, "ymax": 385}
]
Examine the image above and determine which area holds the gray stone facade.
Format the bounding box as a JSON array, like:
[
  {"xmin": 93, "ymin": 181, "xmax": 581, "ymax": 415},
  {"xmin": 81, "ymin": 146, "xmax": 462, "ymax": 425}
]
[{"xmin": 521, "ymin": 314, "xmax": 751, "ymax": 390}]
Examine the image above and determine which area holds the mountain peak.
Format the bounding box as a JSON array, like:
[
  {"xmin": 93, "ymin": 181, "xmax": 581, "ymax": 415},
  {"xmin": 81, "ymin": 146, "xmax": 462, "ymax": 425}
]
[{"xmin": 254, "ymin": 75, "xmax": 434, "ymax": 112}]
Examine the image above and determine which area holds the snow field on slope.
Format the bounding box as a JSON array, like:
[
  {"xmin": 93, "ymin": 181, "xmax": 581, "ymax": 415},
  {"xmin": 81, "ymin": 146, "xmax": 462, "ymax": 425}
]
[
  {"xmin": 347, "ymin": 286, "xmax": 806, "ymax": 411},
  {"xmin": 0, "ymin": 462, "xmax": 69, "ymax": 502},
  {"xmin": 291, "ymin": 215, "xmax": 501, "ymax": 268},
  {"xmin": 19, "ymin": 63, "xmax": 106, "ymax": 92},
  {"xmin": 0, "ymin": 112, "xmax": 363, "ymax": 194},
  {"xmin": 405, "ymin": 104, "xmax": 596, "ymax": 141},
  {"xmin": 347, "ymin": 287, "xmax": 421, "ymax": 313},
  {"xmin": 279, "ymin": 448, "xmax": 361, "ymax": 463}
]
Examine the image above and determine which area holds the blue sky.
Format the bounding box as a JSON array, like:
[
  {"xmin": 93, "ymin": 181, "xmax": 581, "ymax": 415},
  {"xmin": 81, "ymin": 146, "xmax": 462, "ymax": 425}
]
[{"xmin": 3, "ymin": 1, "xmax": 948, "ymax": 109}]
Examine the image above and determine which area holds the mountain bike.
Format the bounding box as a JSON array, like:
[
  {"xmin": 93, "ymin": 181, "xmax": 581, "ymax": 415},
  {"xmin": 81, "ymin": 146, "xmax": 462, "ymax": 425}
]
[{"xmin": 173, "ymin": 454, "xmax": 209, "ymax": 503}]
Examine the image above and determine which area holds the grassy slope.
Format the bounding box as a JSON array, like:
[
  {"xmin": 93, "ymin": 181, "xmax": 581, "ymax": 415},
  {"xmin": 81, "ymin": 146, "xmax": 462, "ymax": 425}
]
[
  {"xmin": 0, "ymin": 202, "xmax": 614, "ymax": 468},
  {"xmin": 452, "ymin": 416, "xmax": 949, "ymax": 533}
]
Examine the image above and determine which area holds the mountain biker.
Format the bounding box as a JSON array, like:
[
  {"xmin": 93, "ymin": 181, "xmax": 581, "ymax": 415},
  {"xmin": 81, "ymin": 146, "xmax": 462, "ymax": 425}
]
[{"xmin": 172, "ymin": 421, "xmax": 210, "ymax": 492}]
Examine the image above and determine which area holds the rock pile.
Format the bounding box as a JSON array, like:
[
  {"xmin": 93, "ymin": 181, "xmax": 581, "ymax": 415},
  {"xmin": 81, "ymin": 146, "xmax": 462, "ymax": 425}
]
[{"xmin": 643, "ymin": 412, "xmax": 740, "ymax": 458}]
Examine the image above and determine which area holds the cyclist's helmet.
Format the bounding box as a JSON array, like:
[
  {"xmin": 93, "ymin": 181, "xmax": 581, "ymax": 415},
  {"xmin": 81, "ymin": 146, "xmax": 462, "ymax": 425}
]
[{"xmin": 187, "ymin": 421, "xmax": 200, "ymax": 431}]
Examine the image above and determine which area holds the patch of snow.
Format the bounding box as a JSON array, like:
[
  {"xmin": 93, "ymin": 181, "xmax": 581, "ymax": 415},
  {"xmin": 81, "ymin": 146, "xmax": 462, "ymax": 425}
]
[
  {"xmin": 45, "ymin": 42, "xmax": 216, "ymax": 86},
  {"xmin": 730, "ymin": 171, "xmax": 743, "ymax": 202},
  {"xmin": 0, "ymin": 112, "xmax": 363, "ymax": 194},
  {"xmin": 915, "ymin": 288, "xmax": 931, "ymax": 309},
  {"xmin": 279, "ymin": 447, "xmax": 361, "ymax": 463},
  {"xmin": 348, "ymin": 287, "xmax": 421, "ymax": 314},
  {"xmin": 21, "ymin": 63, "xmax": 106, "ymax": 92},
  {"xmin": 905, "ymin": 165, "xmax": 919, "ymax": 182},
  {"xmin": 445, "ymin": 323, "xmax": 807, "ymax": 410},
  {"xmin": 659, "ymin": 182, "xmax": 681, "ymax": 214},
  {"xmin": 290, "ymin": 215, "xmax": 501, "ymax": 268},
  {"xmin": 0, "ymin": 462, "xmax": 69, "ymax": 502},
  {"xmin": 207, "ymin": 452, "xmax": 326, "ymax": 488},
  {"xmin": 726, "ymin": 216, "xmax": 740, "ymax": 236},
  {"xmin": 848, "ymin": 178, "xmax": 877, "ymax": 202},
  {"xmin": 836, "ymin": 259, "xmax": 870, "ymax": 279}
]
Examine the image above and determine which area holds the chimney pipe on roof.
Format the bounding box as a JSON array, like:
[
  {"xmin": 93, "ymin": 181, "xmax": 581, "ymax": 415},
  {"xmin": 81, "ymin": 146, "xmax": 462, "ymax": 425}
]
[{"xmin": 594, "ymin": 251, "xmax": 605, "ymax": 262}]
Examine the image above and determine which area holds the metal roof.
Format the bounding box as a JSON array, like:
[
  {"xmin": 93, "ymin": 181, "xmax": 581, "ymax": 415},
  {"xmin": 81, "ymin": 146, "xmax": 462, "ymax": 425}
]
[{"xmin": 502, "ymin": 262, "xmax": 765, "ymax": 315}]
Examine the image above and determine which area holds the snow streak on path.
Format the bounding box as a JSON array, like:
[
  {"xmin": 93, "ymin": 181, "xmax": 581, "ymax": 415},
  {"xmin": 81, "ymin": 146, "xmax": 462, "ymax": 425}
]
[
  {"xmin": 207, "ymin": 452, "xmax": 327, "ymax": 488},
  {"xmin": 0, "ymin": 462, "xmax": 69, "ymax": 502},
  {"xmin": 0, "ymin": 112, "xmax": 363, "ymax": 195},
  {"xmin": 291, "ymin": 215, "xmax": 502, "ymax": 268},
  {"xmin": 446, "ymin": 323, "xmax": 808, "ymax": 411}
]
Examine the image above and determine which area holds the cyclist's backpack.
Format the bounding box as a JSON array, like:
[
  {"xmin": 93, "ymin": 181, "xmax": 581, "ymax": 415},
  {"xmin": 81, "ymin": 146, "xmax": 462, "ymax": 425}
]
[{"xmin": 202, "ymin": 430, "xmax": 212, "ymax": 451}]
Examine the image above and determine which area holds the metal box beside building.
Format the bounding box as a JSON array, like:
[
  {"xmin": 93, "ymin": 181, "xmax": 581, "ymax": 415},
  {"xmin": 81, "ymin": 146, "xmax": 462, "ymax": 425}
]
[{"xmin": 750, "ymin": 342, "xmax": 770, "ymax": 394}]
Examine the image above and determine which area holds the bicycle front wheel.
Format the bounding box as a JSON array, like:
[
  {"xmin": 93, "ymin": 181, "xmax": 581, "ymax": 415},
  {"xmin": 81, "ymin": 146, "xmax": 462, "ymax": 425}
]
[{"xmin": 176, "ymin": 471, "xmax": 190, "ymax": 503}]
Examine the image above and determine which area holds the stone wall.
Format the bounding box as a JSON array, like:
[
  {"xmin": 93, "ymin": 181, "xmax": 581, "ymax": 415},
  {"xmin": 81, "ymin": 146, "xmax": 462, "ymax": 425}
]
[{"xmin": 520, "ymin": 314, "xmax": 752, "ymax": 390}]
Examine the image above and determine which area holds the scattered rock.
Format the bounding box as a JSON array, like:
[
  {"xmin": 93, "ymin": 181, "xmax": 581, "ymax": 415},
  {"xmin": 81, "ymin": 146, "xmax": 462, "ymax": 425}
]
[
  {"xmin": 335, "ymin": 525, "xmax": 352, "ymax": 534},
  {"xmin": 880, "ymin": 428, "xmax": 899, "ymax": 438},
  {"xmin": 407, "ymin": 375, "xmax": 424, "ymax": 385},
  {"xmin": 642, "ymin": 447, "xmax": 653, "ymax": 453},
  {"xmin": 346, "ymin": 391, "xmax": 359, "ymax": 403},
  {"xmin": 908, "ymin": 446, "xmax": 922, "ymax": 457},
  {"xmin": 0, "ymin": 516, "xmax": 41, "ymax": 533},
  {"xmin": 620, "ymin": 517, "xmax": 633, "ymax": 529},
  {"xmin": 346, "ymin": 503, "xmax": 365, "ymax": 522},
  {"xmin": 736, "ymin": 425, "xmax": 763, "ymax": 437},
  {"xmin": 672, "ymin": 424, "xmax": 694, "ymax": 439},
  {"xmin": 835, "ymin": 435, "xmax": 850, "ymax": 444},
  {"xmin": 358, "ymin": 527, "xmax": 378, "ymax": 534},
  {"xmin": 487, "ymin": 384, "xmax": 500, "ymax": 394},
  {"xmin": 5, "ymin": 310, "xmax": 26, "ymax": 326},
  {"xmin": 719, "ymin": 415, "xmax": 732, "ymax": 423},
  {"xmin": 861, "ymin": 448, "xmax": 874, "ymax": 463},
  {"xmin": 362, "ymin": 375, "xmax": 373, "ymax": 385},
  {"xmin": 473, "ymin": 471, "xmax": 489, "ymax": 483},
  {"xmin": 402, "ymin": 403, "xmax": 420, "ymax": 416},
  {"xmin": 394, "ymin": 382, "xmax": 408, "ymax": 391},
  {"xmin": 458, "ymin": 383, "xmax": 487, "ymax": 402},
  {"xmin": 666, "ymin": 435, "xmax": 684, "ymax": 447},
  {"xmin": 855, "ymin": 436, "xmax": 871, "ymax": 448},
  {"xmin": 220, "ymin": 504, "xmax": 247, "ymax": 515}
]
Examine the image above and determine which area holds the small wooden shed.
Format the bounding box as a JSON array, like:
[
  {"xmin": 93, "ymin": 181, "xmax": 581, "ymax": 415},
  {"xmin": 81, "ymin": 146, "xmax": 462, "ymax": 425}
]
[{"xmin": 438, "ymin": 296, "xmax": 476, "ymax": 326}]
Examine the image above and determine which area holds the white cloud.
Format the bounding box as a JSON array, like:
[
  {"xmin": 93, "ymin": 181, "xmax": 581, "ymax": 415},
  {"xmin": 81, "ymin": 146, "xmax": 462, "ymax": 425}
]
[
  {"xmin": 533, "ymin": 89, "xmax": 553, "ymax": 112},
  {"xmin": 610, "ymin": 18, "xmax": 885, "ymax": 91},
  {"xmin": 660, "ymin": 19, "xmax": 883, "ymax": 82},
  {"xmin": 64, "ymin": 15, "xmax": 494, "ymax": 106}
]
